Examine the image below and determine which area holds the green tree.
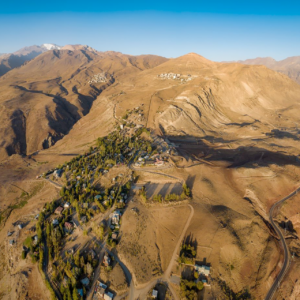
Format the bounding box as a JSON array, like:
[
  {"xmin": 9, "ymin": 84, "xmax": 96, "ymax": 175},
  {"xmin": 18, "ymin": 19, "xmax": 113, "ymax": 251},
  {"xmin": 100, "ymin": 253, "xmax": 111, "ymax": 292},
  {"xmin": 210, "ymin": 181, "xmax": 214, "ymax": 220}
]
[
  {"xmin": 65, "ymin": 286, "xmax": 72, "ymax": 300},
  {"xmin": 72, "ymin": 287, "xmax": 79, "ymax": 300},
  {"xmin": 74, "ymin": 251, "xmax": 80, "ymax": 267},
  {"xmin": 80, "ymin": 256, "xmax": 85, "ymax": 268},
  {"xmin": 183, "ymin": 183, "xmax": 191, "ymax": 197},
  {"xmin": 196, "ymin": 281, "xmax": 204, "ymax": 291},
  {"xmin": 60, "ymin": 186, "xmax": 66, "ymax": 197}
]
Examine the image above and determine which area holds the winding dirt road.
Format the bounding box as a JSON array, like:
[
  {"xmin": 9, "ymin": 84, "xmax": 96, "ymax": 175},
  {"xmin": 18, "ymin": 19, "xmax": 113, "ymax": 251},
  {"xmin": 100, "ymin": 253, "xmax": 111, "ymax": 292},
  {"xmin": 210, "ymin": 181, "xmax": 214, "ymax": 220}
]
[
  {"xmin": 264, "ymin": 186, "xmax": 300, "ymax": 300},
  {"xmin": 126, "ymin": 204, "xmax": 194, "ymax": 300}
]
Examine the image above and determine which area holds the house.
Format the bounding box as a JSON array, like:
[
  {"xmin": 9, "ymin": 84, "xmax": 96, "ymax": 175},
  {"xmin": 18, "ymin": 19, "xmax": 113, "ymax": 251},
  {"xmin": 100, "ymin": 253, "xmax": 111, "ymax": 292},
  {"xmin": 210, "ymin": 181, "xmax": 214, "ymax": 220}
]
[
  {"xmin": 98, "ymin": 287, "xmax": 106, "ymax": 297},
  {"xmin": 55, "ymin": 206, "xmax": 64, "ymax": 215},
  {"xmin": 52, "ymin": 219, "xmax": 59, "ymax": 226},
  {"xmin": 111, "ymin": 211, "xmax": 121, "ymax": 225},
  {"xmin": 33, "ymin": 235, "xmax": 38, "ymax": 245},
  {"xmin": 81, "ymin": 277, "xmax": 90, "ymax": 286},
  {"xmin": 53, "ymin": 169, "xmax": 62, "ymax": 178},
  {"xmin": 7, "ymin": 231, "xmax": 13, "ymax": 237},
  {"xmin": 35, "ymin": 214, "xmax": 40, "ymax": 219},
  {"xmin": 155, "ymin": 160, "xmax": 164, "ymax": 166},
  {"xmin": 64, "ymin": 202, "xmax": 70, "ymax": 208},
  {"xmin": 144, "ymin": 160, "xmax": 155, "ymax": 166},
  {"xmin": 9, "ymin": 239, "xmax": 15, "ymax": 246},
  {"xmin": 98, "ymin": 282, "xmax": 107, "ymax": 296},
  {"xmin": 104, "ymin": 291, "xmax": 114, "ymax": 300},
  {"xmin": 82, "ymin": 203, "xmax": 89, "ymax": 209},
  {"xmin": 90, "ymin": 249, "xmax": 96, "ymax": 259},
  {"xmin": 18, "ymin": 224, "xmax": 23, "ymax": 230},
  {"xmin": 81, "ymin": 216, "xmax": 87, "ymax": 223},
  {"xmin": 195, "ymin": 265, "xmax": 210, "ymax": 276},
  {"xmin": 77, "ymin": 289, "xmax": 84, "ymax": 298},
  {"xmin": 64, "ymin": 222, "xmax": 73, "ymax": 231},
  {"xmin": 99, "ymin": 281, "xmax": 107, "ymax": 289},
  {"xmin": 95, "ymin": 195, "xmax": 101, "ymax": 201},
  {"xmin": 111, "ymin": 232, "xmax": 118, "ymax": 240},
  {"xmin": 103, "ymin": 254, "xmax": 111, "ymax": 266},
  {"xmin": 152, "ymin": 289, "xmax": 158, "ymax": 299},
  {"xmin": 201, "ymin": 279, "xmax": 209, "ymax": 286}
]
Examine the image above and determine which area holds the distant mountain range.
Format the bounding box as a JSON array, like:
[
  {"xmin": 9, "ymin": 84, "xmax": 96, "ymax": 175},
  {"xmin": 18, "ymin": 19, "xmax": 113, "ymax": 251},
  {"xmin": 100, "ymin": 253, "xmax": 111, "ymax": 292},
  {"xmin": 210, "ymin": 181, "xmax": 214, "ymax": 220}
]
[
  {"xmin": 235, "ymin": 56, "xmax": 300, "ymax": 84},
  {"xmin": 1, "ymin": 44, "xmax": 300, "ymax": 85},
  {"xmin": 0, "ymin": 43, "xmax": 61, "ymax": 76}
]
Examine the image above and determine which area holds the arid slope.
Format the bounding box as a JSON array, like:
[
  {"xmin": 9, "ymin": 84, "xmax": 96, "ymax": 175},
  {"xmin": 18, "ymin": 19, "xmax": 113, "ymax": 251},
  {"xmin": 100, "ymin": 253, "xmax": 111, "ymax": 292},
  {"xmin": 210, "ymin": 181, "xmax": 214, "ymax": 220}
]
[
  {"xmin": 237, "ymin": 56, "xmax": 300, "ymax": 84},
  {"xmin": 0, "ymin": 49, "xmax": 167, "ymax": 159}
]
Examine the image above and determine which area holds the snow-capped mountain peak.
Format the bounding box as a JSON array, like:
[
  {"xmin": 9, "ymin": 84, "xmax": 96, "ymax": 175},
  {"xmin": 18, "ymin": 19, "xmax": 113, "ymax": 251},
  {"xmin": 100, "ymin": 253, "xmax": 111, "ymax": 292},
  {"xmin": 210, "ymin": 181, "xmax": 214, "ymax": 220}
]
[{"xmin": 41, "ymin": 43, "xmax": 61, "ymax": 50}]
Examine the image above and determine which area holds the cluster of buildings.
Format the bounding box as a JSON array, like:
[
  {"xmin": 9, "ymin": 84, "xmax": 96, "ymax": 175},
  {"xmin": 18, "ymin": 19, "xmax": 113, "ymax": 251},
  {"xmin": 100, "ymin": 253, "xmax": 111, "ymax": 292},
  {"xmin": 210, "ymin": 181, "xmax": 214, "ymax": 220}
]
[
  {"xmin": 93, "ymin": 281, "xmax": 114, "ymax": 300},
  {"xmin": 157, "ymin": 73, "xmax": 193, "ymax": 83},
  {"xmin": 8, "ymin": 222, "xmax": 24, "ymax": 246},
  {"xmin": 53, "ymin": 169, "xmax": 63, "ymax": 179},
  {"xmin": 158, "ymin": 73, "xmax": 181, "ymax": 79},
  {"xmin": 134, "ymin": 153, "xmax": 166, "ymax": 168},
  {"xmin": 51, "ymin": 205, "xmax": 75, "ymax": 232},
  {"xmin": 102, "ymin": 253, "xmax": 111, "ymax": 267},
  {"xmin": 110, "ymin": 210, "xmax": 122, "ymax": 226},
  {"xmin": 194, "ymin": 264, "xmax": 211, "ymax": 286},
  {"xmin": 88, "ymin": 73, "xmax": 108, "ymax": 84}
]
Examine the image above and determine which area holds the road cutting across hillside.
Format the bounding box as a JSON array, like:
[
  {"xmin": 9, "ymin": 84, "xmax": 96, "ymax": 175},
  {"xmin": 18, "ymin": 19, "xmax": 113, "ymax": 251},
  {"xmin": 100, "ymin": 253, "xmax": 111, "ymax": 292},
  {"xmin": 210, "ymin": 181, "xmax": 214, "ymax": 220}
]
[{"xmin": 265, "ymin": 186, "xmax": 300, "ymax": 300}]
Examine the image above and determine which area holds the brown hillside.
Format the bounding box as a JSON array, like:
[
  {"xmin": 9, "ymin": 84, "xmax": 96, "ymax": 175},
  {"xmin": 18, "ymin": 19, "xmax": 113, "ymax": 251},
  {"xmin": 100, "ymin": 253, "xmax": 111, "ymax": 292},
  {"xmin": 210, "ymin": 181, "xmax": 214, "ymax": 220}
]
[
  {"xmin": 50, "ymin": 52, "xmax": 300, "ymax": 154},
  {"xmin": 2, "ymin": 51, "xmax": 300, "ymax": 300},
  {"xmin": 238, "ymin": 56, "xmax": 300, "ymax": 84},
  {"xmin": 0, "ymin": 49, "xmax": 168, "ymax": 159}
]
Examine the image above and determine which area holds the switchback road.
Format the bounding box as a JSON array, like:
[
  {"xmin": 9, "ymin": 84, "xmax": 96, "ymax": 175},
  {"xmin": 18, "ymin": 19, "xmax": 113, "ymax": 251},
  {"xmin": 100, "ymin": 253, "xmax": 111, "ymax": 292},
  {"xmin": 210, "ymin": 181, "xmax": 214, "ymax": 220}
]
[{"xmin": 265, "ymin": 186, "xmax": 300, "ymax": 300}]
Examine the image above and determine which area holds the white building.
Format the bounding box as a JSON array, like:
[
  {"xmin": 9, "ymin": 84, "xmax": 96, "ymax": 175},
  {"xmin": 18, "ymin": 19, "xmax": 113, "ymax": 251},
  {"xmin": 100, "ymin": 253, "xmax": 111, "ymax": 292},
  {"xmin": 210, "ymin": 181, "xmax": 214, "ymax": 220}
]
[
  {"xmin": 195, "ymin": 265, "xmax": 210, "ymax": 276},
  {"xmin": 104, "ymin": 291, "xmax": 114, "ymax": 300}
]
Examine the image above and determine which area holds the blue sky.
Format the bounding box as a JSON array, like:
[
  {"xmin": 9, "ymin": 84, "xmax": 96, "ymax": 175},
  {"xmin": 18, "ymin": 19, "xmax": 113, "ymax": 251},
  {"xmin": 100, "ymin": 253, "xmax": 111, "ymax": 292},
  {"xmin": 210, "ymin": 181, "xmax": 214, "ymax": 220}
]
[{"xmin": 0, "ymin": 1, "xmax": 300, "ymax": 61}]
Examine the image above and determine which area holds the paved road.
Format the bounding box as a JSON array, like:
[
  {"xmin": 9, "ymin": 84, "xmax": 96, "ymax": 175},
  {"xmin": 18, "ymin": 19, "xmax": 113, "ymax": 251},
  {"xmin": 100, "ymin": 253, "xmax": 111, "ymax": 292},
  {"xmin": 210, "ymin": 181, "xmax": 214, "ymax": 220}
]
[{"xmin": 264, "ymin": 186, "xmax": 300, "ymax": 300}]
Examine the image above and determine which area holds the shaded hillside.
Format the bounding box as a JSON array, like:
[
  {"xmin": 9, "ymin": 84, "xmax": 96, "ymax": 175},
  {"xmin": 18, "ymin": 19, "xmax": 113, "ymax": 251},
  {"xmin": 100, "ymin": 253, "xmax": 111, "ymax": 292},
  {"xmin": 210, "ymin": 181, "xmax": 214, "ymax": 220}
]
[
  {"xmin": 51, "ymin": 52, "xmax": 300, "ymax": 156},
  {"xmin": 0, "ymin": 48, "xmax": 168, "ymax": 159},
  {"xmin": 0, "ymin": 44, "xmax": 61, "ymax": 76},
  {"xmin": 237, "ymin": 56, "xmax": 300, "ymax": 84}
]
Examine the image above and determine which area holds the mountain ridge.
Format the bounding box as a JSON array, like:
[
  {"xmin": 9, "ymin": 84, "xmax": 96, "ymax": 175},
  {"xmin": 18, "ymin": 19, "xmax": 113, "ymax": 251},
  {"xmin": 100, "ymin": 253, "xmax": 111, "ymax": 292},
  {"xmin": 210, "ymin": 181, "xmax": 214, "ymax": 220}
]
[
  {"xmin": 0, "ymin": 43, "xmax": 61, "ymax": 76},
  {"xmin": 233, "ymin": 55, "xmax": 300, "ymax": 84}
]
